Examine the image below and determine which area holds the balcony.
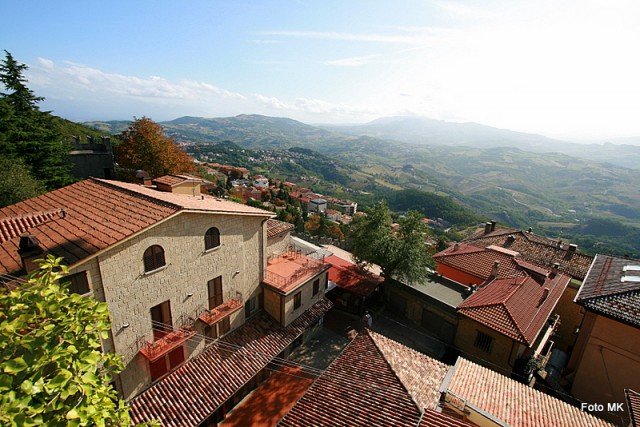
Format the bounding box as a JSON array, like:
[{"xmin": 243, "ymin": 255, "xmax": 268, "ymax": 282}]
[
  {"xmin": 198, "ymin": 296, "xmax": 244, "ymax": 326},
  {"xmin": 139, "ymin": 325, "xmax": 196, "ymax": 362},
  {"xmin": 264, "ymin": 249, "xmax": 327, "ymax": 294}
]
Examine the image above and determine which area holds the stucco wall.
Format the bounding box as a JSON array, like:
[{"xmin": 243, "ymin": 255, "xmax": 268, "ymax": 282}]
[
  {"xmin": 436, "ymin": 264, "xmax": 483, "ymax": 287},
  {"xmin": 74, "ymin": 211, "xmax": 266, "ymax": 399},
  {"xmin": 282, "ymin": 271, "xmax": 327, "ymax": 327},
  {"xmin": 551, "ymin": 283, "xmax": 583, "ymax": 352},
  {"xmin": 455, "ymin": 317, "xmax": 523, "ymax": 376},
  {"xmin": 571, "ymin": 313, "xmax": 640, "ymax": 420}
]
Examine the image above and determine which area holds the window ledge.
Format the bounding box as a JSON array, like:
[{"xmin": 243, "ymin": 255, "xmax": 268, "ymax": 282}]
[
  {"xmin": 143, "ymin": 264, "xmax": 169, "ymax": 276},
  {"xmin": 203, "ymin": 244, "xmax": 223, "ymax": 255}
]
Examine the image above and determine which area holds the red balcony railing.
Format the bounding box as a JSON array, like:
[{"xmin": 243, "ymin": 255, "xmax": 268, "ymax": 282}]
[
  {"xmin": 198, "ymin": 297, "xmax": 243, "ymax": 326},
  {"xmin": 139, "ymin": 325, "xmax": 196, "ymax": 362}
]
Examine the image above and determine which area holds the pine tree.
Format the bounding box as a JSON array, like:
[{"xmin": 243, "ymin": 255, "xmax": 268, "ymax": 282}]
[{"xmin": 0, "ymin": 51, "xmax": 74, "ymax": 190}]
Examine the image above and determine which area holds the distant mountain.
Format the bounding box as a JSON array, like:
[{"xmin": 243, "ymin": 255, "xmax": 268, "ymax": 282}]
[
  {"xmin": 324, "ymin": 116, "xmax": 563, "ymax": 150},
  {"xmin": 84, "ymin": 113, "xmax": 640, "ymax": 256},
  {"xmin": 323, "ymin": 116, "xmax": 640, "ymax": 170}
]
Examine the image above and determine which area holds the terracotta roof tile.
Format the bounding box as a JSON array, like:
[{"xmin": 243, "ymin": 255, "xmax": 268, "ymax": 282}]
[
  {"xmin": 129, "ymin": 299, "xmax": 332, "ymax": 426},
  {"xmin": 152, "ymin": 174, "xmax": 210, "ymax": 187},
  {"xmin": 576, "ymin": 254, "xmax": 640, "ymax": 327},
  {"xmin": 326, "ymin": 255, "xmax": 384, "ymax": 297},
  {"xmin": 368, "ymin": 330, "xmax": 449, "ymax": 411},
  {"xmin": 433, "ymin": 242, "xmax": 525, "ymax": 280},
  {"xmin": 446, "ymin": 358, "xmax": 613, "ymax": 427},
  {"xmin": 266, "ymin": 219, "xmax": 295, "ymax": 239},
  {"xmin": 418, "ymin": 409, "xmax": 476, "ymax": 427},
  {"xmin": 627, "ymin": 389, "xmax": 640, "ymax": 427},
  {"xmin": 280, "ymin": 330, "xmax": 448, "ymax": 427},
  {"xmin": 263, "ymin": 251, "xmax": 329, "ymax": 294},
  {"xmin": 466, "ymin": 228, "xmax": 593, "ymax": 280},
  {"xmin": 0, "ymin": 178, "xmax": 272, "ymax": 276},
  {"xmin": 458, "ymin": 271, "xmax": 570, "ymax": 345}
]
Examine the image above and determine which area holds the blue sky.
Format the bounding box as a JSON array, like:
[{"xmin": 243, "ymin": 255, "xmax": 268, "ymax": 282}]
[{"xmin": 2, "ymin": 0, "xmax": 640, "ymax": 140}]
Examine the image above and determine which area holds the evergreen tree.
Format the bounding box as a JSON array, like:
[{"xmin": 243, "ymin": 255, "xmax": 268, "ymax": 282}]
[{"xmin": 0, "ymin": 51, "xmax": 74, "ymax": 190}]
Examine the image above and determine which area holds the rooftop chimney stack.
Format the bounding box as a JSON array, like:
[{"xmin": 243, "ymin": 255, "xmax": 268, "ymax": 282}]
[
  {"xmin": 18, "ymin": 233, "xmax": 44, "ymax": 274},
  {"xmin": 569, "ymin": 244, "xmax": 578, "ymax": 252},
  {"xmin": 490, "ymin": 220, "xmax": 496, "ymax": 231},
  {"xmin": 484, "ymin": 222, "xmax": 492, "ymax": 234},
  {"xmin": 551, "ymin": 262, "xmax": 559, "ymax": 277},
  {"xmin": 491, "ymin": 261, "xmax": 500, "ymax": 278}
]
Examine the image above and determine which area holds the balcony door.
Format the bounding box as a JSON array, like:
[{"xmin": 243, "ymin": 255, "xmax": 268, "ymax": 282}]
[
  {"xmin": 208, "ymin": 276, "xmax": 223, "ymax": 309},
  {"xmin": 150, "ymin": 300, "xmax": 172, "ymax": 341}
]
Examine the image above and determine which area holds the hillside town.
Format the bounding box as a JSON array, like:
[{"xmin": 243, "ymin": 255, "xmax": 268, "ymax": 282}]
[
  {"xmin": 1, "ymin": 47, "xmax": 639, "ymax": 427},
  {"xmin": 1, "ymin": 166, "xmax": 638, "ymax": 426}
]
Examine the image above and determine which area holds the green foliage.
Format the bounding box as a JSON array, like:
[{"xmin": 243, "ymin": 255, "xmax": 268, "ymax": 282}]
[
  {"xmin": 0, "ymin": 51, "xmax": 74, "ymax": 191},
  {"xmin": 390, "ymin": 188, "xmax": 483, "ymax": 225},
  {"xmin": 350, "ymin": 201, "xmax": 433, "ymax": 282},
  {"xmin": 0, "ymin": 157, "xmax": 45, "ymax": 208},
  {"xmin": 0, "ymin": 256, "xmax": 132, "ymax": 426}
]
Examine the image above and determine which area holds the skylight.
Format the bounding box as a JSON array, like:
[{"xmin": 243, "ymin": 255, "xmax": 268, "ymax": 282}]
[{"xmin": 621, "ymin": 276, "xmax": 640, "ymax": 282}]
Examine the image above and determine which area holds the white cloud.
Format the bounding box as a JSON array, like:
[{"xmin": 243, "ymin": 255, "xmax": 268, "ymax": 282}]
[{"xmin": 324, "ymin": 54, "xmax": 382, "ymax": 67}]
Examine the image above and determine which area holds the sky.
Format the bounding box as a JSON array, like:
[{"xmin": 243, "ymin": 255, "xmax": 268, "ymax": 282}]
[{"xmin": 2, "ymin": 0, "xmax": 640, "ymax": 141}]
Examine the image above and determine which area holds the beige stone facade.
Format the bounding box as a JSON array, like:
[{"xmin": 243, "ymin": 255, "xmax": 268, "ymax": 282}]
[{"xmin": 68, "ymin": 212, "xmax": 268, "ymax": 399}]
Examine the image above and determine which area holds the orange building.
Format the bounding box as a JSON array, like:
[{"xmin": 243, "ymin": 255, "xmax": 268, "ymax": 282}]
[{"xmin": 568, "ymin": 254, "xmax": 640, "ymax": 425}]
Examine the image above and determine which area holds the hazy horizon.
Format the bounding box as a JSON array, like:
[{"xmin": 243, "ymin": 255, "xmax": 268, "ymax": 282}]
[{"xmin": 3, "ymin": 0, "xmax": 640, "ymax": 141}]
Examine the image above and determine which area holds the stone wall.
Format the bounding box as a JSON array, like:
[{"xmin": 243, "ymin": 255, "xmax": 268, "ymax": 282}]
[{"xmin": 73, "ymin": 211, "xmax": 266, "ymax": 399}]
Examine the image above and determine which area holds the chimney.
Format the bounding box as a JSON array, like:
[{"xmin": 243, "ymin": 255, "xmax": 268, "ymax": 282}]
[
  {"xmin": 491, "ymin": 261, "xmax": 500, "ymax": 278},
  {"xmin": 568, "ymin": 244, "xmax": 577, "ymax": 252},
  {"xmin": 490, "ymin": 220, "xmax": 496, "ymax": 231},
  {"xmin": 134, "ymin": 170, "xmax": 152, "ymax": 186},
  {"xmin": 18, "ymin": 233, "xmax": 45, "ymax": 274},
  {"xmin": 541, "ymin": 287, "xmax": 550, "ymax": 301},
  {"xmin": 453, "ymin": 243, "xmax": 460, "ymax": 252},
  {"xmin": 484, "ymin": 222, "xmax": 492, "ymax": 234},
  {"xmin": 551, "ymin": 262, "xmax": 559, "ymax": 277},
  {"xmin": 557, "ymin": 239, "xmax": 562, "ymax": 248}
]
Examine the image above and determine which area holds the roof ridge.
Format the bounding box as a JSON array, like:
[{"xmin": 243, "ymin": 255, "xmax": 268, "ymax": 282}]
[
  {"xmin": 91, "ymin": 178, "xmax": 183, "ymax": 211},
  {"xmin": 502, "ymin": 300, "xmax": 530, "ymax": 344},
  {"xmin": 367, "ymin": 329, "xmax": 440, "ymax": 411}
]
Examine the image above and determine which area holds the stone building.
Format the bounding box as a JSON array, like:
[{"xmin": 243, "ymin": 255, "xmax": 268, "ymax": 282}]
[{"xmin": 0, "ymin": 177, "xmax": 332, "ymax": 422}]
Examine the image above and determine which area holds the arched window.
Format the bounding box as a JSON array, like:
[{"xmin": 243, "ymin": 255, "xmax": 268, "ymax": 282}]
[
  {"xmin": 204, "ymin": 227, "xmax": 221, "ymax": 250},
  {"xmin": 144, "ymin": 245, "xmax": 166, "ymax": 272}
]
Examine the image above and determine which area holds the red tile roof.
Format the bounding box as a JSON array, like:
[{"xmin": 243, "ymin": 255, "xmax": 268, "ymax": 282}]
[
  {"xmin": 0, "ymin": 178, "xmax": 272, "ymax": 276},
  {"xmin": 279, "ymin": 330, "xmax": 448, "ymax": 427},
  {"xmin": 466, "ymin": 227, "xmax": 593, "ymax": 280},
  {"xmin": 326, "ymin": 255, "xmax": 384, "ymax": 296},
  {"xmin": 445, "ymin": 358, "xmax": 613, "ymax": 427},
  {"xmin": 266, "ymin": 219, "xmax": 295, "ymax": 239},
  {"xmin": 576, "ymin": 254, "xmax": 640, "ymax": 327},
  {"xmin": 458, "ymin": 271, "xmax": 570, "ymax": 345},
  {"xmin": 418, "ymin": 409, "xmax": 476, "ymax": 427},
  {"xmin": 152, "ymin": 174, "xmax": 206, "ymax": 187},
  {"xmin": 627, "ymin": 389, "xmax": 640, "ymax": 427},
  {"xmin": 129, "ymin": 298, "xmax": 332, "ymax": 426},
  {"xmin": 433, "ymin": 242, "xmax": 523, "ymax": 280}
]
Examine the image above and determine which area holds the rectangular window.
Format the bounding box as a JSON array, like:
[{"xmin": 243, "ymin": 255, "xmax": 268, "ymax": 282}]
[
  {"xmin": 294, "ymin": 292, "xmax": 302, "ymax": 310},
  {"xmin": 66, "ymin": 271, "xmax": 90, "ymax": 295},
  {"xmin": 313, "ymin": 279, "xmax": 319, "ymax": 296},
  {"xmin": 474, "ymin": 331, "xmax": 493, "ymax": 353},
  {"xmin": 207, "ymin": 276, "xmax": 223, "ymax": 309}
]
